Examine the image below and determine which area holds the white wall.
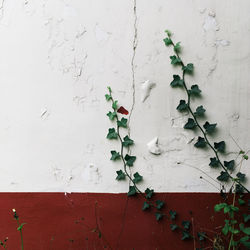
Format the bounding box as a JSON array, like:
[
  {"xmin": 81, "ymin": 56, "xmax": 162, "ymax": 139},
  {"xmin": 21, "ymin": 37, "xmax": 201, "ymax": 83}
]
[{"xmin": 0, "ymin": 0, "xmax": 249, "ymax": 192}]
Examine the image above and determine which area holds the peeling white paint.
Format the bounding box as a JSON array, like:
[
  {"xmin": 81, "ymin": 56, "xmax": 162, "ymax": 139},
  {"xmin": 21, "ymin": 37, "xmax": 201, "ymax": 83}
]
[
  {"xmin": 147, "ymin": 137, "xmax": 161, "ymax": 155},
  {"xmin": 140, "ymin": 80, "xmax": 156, "ymax": 102}
]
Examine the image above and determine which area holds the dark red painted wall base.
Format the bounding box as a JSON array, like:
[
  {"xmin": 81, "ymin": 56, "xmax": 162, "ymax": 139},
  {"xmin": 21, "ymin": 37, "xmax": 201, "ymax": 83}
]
[{"xmin": 0, "ymin": 193, "xmax": 248, "ymax": 250}]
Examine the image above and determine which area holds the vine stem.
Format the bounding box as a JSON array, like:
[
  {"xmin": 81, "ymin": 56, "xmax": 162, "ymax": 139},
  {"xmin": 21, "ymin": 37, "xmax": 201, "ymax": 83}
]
[
  {"xmin": 169, "ymin": 39, "xmax": 250, "ymax": 194},
  {"xmin": 16, "ymin": 219, "xmax": 24, "ymax": 250}
]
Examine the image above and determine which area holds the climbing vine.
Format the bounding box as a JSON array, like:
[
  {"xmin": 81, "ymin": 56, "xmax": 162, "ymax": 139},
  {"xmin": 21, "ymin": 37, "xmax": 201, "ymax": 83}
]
[{"xmin": 105, "ymin": 30, "xmax": 250, "ymax": 249}]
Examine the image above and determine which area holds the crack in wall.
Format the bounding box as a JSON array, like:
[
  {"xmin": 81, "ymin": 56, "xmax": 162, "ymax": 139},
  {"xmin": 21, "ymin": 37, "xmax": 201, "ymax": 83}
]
[
  {"xmin": 128, "ymin": 0, "xmax": 137, "ymax": 137},
  {"xmin": 0, "ymin": 0, "xmax": 5, "ymax": 20}
]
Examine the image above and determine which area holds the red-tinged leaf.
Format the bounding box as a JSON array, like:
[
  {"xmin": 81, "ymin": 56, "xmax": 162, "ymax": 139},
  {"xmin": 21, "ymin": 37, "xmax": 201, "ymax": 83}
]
[{"xmin": 117, "ymin": 106, "xmax": 129, "ymax": 115}]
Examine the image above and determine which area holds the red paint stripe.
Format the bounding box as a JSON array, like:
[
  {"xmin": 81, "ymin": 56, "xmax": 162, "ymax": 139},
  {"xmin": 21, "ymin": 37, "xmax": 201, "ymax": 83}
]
[{"xmin": 0, "ymin": 193, "xmax": 247, "ymax": 249}]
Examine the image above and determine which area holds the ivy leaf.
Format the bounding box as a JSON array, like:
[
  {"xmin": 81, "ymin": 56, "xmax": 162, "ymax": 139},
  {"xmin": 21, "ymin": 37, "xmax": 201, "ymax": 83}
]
[
  {"xmin": 105, "ymin": 94, "xmax": 112, "ymax": 101},
  {"xmin": 110, "ymin": 151, "xmax": 121, "ymax": 161},
  {"xmin": 197, "ymin": 232, "xmax": 206, "ymax": 241},
  {"xmin": 224, "ymin": 160, "xmax": 235, "ymax": 171},
  {"xmin": 112, "ymin": 100, "xmax": 118, "ymax": 110},
  {"xmin": 122, "ymin": 136, "xmax": 134, "ymax": 147},
  {"xmin": 163, "ymin": 37, "xmax": 172, "ymax": 46},
  {"xmin": 142, "ymin": 202, "xmax": 150, "ymax": 211},
  {"xmin": 133, "ymin": 172, "xmax": 143, "ymax": 183},
  {"xmin": 117, "ymin": 118, "xmax": 127, "ymax": 128},
  {"xmin": 106, "ymin": 128, "xmax": 118, "ymax": 139},
  {"xmin": 214, "ymin": 141, "xmax": 226, "ymax": 153},
  {"xmin": 182, "ymin": 221, "xmax": 190, "ymax": 230},
  {"xmin": 214, "ymin": 203, "xmax": 227, "ymax": 212},
  {"xmin": 222, "ymin": 220, "xmax": 230, "ymax": 235},
  {"xmin": 243, "ymin": 214, "xmax": 250, "ymax": 223},
  {"xmin": 182, "ymin": 63, "xmax": 194, "ymax": 74},
  {"xmin": 236, "ymin": 172, "xmax": 246, "ymax": 182},
  {"xmin": 117, "ymin": 106, "xmax": 129, "ymax": 115},
  {"xmin": 145, "ymin": 188, "xmax": 154, "ymax": 199},
  {"xmin": 17, "ymin": 223, "xmax": 26, "ymax": 231},
  {"xmin": 107, "ymin": 86, "xmax": 112, "ymax": 93},
  {"xmin": 116, "ymin": 170, "xmax": 126, "ymax": 180},
  {"xmin": 176, "ymin": 100, "xmax": 188, "ymax": 112},
  {"xmin": 194, "ymin": 137, "xmax": 206, "ymax": 148},
  {"xmin": 236, "ymin": 184, "xmax": 244, "ymax": 194},
  {"xmin": 181, "ymin": 231, "xmax": 191, "ymax": 240},
  {"xmin": 194, "ymin": 105, "xmax": 206, "ymax": 116},
  {"xmin": 169, "ymin": 210, "xmax": 177, "ymax": 220},
  {"xmin": 209, "ymin": 157, "xmax": 219, "ymax": 168},
  {"xmin": 170, "ymin": 75, "xmax": 183, "ymax": 87},
  {"xmin": 124, "ymin": 154, "xmax": 136, "ymax": 167},
  {"xmin": 188, "ymin": 84, "xmax": 201, "ymax": 95},
  {"xmin": 170, "ymin": 224, "xmax": 178, "ymax": 231},
  {"xmin": 106, "ymin": 111, "xmax": 117, "ymax": 121},
  {"xmin": 174, "ymin": 42, "xmax": 181, "ymax": 53},
  {"xmin": 155, "ymin": 212, "xmax": 163, "ymax": 221},
  {"xmin": 127, "ymin": 186, "xmax": 137, "ymax": 196},
  {"xmin": 217, "ymin": 171, "xmax": 230, "ymax": 182},
  {"xmin": 240, "ymin": 223, "xmax": 250, "ymax": 235},
  {"xmin": 184, "ymin": 118, "xmax": 196, "ymax": 129},
  {"xmin": 165, "ymin": 29, "xmax": 172, "ymax": 37},
  {"xmin": 170, "ymin": 55, "xmax": 182, "ymax": 65},
  {"xmin": 156, "ymin": 200, "xmax": 165, "ymax": 210},
  {"xmin": 203, "ymin": 121, "xmax": 217, "ymax": 133},
  {"xmin": 239, "ymin": 199, "xmax": 245, "ymax": 206}
]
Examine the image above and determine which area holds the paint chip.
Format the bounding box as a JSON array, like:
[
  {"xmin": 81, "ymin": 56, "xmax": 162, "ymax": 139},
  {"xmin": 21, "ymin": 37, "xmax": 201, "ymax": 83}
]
[
  {"xmin": 147, "ymin": 137, "xmax": 161, "ymax": 155},
  {"xmin": 141, "ymin": 80, "xmax": 156, "ymax": 102}
]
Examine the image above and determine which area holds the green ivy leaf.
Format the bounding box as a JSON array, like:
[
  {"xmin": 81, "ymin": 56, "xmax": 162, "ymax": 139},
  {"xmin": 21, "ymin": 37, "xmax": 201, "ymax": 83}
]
[
  {"xmin": 165, "ymin": 29, "xmax": 172, "ymax": 37},
  {"xmin": 124, "ymin": 154, "xmax": 136, "ymax": 167},
  {"xmin": 197, "ymin": 232, "xmax": 206, "ymax": 241},
  {"xmin": 243, "ymin": 214, "xmax": 250, "ymax": 223},
  {"xmin": 156, "ymin": 200, "xmax": 165, "ymax": 210},
  {"xmin": 194, "ymin": 105, "xmax": 206, "ymax": 116},
  {"xmin": 110, "ymin": 151, "xmax": 121, "ymax": 161},
  {"xmin": 170, "ymin": 224, "xmax": 178, "ymax": 231},
  {"xmin": 176, "ymin": 100, "xmax": 188, "ymax": 111},
  {"xmin": 145, "ymin": 188, "xmax": 154, "ymax": 199},
  {"xmin": 107, "ymin": 111, "xmax": 117, "ymax": 120},
  {"xmin": 181, "ymin": 231, "xmax": 190, "ymax": 240},
  {"xmin": 182, "ymin": 221, "xmax": 190, "ymax": 230},
  {"xmin": 133, "ymin": 172, "xmax": 143, "ymax": 183},
  {"xmin": 214, "ymin": 203, "xmax": 227, "ymax": 212},
  {"xmin": 163, "ymin": 37, "xmax": 172, "ymax": 46},
  {"xmin": 106, "ymin": 128, "xmax": 118, "ymax": 139},
  {"xmin": 174, "ymin": 42, "xmax": 181, "ymax": 53},
  {"xmin": 170, "ymin": 55, "xmax": 182, "ymax": 65},
  {"xmin": 127, "ymin": 186, "xmax": 137, "ymax": 196},
  {"xmin": 203, "ymin": 121, "xmax": 217, "ymax": 133},
  {"xmin": 240, "ymin": 223, "xmax": 250, "ymax": 235},
  {"xmin": 116, "ymin": 170, "xmax": 126, "ymax": 180},
  {"xmin": 112, "ymin": 100, "xmax": 118, "ymax": 110},
  {"xmin": 169, "ymin": 210, "xmax": 177, "ymax": 220},
  {"xmin": 170, "ymin": 75, "xmax": 184, "ymax": 87},
  {"xmin": 224, "ymin": 160, "xmax": 235, "ymax": 171},
  {"xmin": 122, "ymin": 136, "xmax": 134, "ymax": 147},
  {"xmin": 209, "ymin": 157, "xmax": 219, "ymax": 168},
  {"xmin": 105, "ymin": 94, "xmax": 112, "ymax": 101},
  {"xmin": 194, "ymin": 137, "xmax": 206, "ymax": 148},
  {"xmin": 107, "ymin": 86, "xmax": 112, "ymax": 93},
  {"xmin": 222, "ymin": 220, "xmax": 230, "ymax": 235},
  {"xmin": 240, "ymin": 236, "xmax": 250, "ymax": 248},
  {"xmin": 155, "ymin": 212, "xmax": 163, "ymax": 221},
  {"xmin": 217, "ymin": 171, "xmax": 230, "ymax": 182},
  {"xmin": 236, "ymin": 184, "xmax": 244, "ymax": 194},
  {"xmin": 188, "ymin": 84, "xmax": 201, "ymax": 95},
  {"xmin": 17, "ymin": 223, "xmax": 26, "ymax": 231},
  {"xmin": 214, "ymin": 141, "xmax": 226, "ymax": 153},
  {"xmin": 142, "ymin": 201, "xmax": 150, "ymax": 211},
  {"xmin": 244, "ymin": 154, "xmax": 249, "ymax": 160},
  {"xmin": 184, "ymin": 118, "xmax": 196, "ymax": 129},
  {"xmin": 237, "ymin": 172, "xmax": 246, "ymax": 182},
  {"xmin": 239, "ymin": 198, "xmax": 245, "ymax": 206},
  {"xmin": 182, "ymin": 63, "xmax": 194, "ymax": 74},
  {"xmin": 117, "ymin": 117, "xmax": 127, "ymax": 128}
]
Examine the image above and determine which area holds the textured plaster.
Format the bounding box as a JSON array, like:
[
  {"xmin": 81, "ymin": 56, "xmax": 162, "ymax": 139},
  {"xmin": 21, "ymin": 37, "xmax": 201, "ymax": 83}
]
[{"xmin": 0, "ymin": 0, "xmax": 249, "ymax": 192}]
